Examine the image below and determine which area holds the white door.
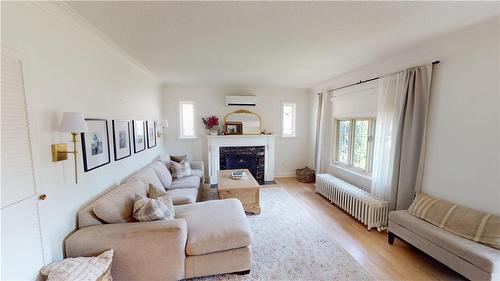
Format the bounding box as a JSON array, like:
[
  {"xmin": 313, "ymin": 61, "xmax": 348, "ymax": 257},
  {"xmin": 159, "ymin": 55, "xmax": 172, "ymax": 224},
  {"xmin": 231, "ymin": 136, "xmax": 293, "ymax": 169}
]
[{"xmin": 1, "ymin": 50, "xmax": 46, "ymax": 280}]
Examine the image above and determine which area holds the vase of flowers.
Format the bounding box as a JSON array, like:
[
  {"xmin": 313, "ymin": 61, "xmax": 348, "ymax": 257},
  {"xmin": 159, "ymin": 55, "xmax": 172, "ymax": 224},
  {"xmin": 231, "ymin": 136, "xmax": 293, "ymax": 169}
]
[{"xmin": 202, "ymin": 115, "xmax": 219, "ymax": 135}]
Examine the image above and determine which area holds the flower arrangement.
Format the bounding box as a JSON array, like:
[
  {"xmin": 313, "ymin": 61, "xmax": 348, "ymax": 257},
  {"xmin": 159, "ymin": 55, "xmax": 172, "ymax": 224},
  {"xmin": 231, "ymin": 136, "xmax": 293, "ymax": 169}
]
[{"xmin": 202, "ymin": 115, "xmax": 219, "ymax": 130}]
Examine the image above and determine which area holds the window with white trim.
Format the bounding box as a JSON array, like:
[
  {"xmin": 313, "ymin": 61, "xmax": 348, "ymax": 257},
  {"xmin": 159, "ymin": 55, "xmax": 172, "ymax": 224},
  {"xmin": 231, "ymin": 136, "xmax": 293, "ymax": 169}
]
[
  {"xmin": 281, "ymin": 102, "xmax": 296, "ymax": 137},
  {"xmin": 179, "ymin": 101, "xmax": 196, "ymax": 138},
  {"xmin": 334, "ymin": 118, "xmax": 375, "ymax": 173}
]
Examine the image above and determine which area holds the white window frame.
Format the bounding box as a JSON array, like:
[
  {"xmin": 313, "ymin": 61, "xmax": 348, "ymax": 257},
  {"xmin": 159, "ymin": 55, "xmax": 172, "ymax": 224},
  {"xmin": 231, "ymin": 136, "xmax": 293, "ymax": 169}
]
[
  {"xmin": 333, "ymin": 117, "xmax": 375, "ymax": 175},
  {"xmin": 281, "ymin": 102, "xmax": 296, "ymax": 138},
  {"xmin": 178, "ymin": 101, "xmax": 197, "ymax": 139}
]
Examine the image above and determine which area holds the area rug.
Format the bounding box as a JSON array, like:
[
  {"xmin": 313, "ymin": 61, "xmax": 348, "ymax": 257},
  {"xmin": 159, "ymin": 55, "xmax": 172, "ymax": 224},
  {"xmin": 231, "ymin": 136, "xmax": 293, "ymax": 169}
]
[{"xmin": 192, "ymin": 187, "xmax": 374, "ymax": 281}]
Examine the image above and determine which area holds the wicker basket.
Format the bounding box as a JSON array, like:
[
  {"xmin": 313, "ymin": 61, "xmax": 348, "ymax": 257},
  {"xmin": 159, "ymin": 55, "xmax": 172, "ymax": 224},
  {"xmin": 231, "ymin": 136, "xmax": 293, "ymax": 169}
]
[{"xmin": 296, "ymin": 167, "xmax": 315, "ymax": 183}]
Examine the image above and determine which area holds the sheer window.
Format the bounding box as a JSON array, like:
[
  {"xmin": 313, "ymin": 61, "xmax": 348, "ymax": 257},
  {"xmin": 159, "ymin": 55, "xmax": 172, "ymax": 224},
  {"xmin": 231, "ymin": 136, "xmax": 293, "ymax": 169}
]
[
  {"xmin": 282, "ymin": 102, "xmax": 296, "ymax": 137},
  {"xmin": 334, "ymin": 118, "xmax": 375, "ymax": 173},
  {"xmin": 179, "ymin": 101, "xmax": 196, "ymax": 138}
]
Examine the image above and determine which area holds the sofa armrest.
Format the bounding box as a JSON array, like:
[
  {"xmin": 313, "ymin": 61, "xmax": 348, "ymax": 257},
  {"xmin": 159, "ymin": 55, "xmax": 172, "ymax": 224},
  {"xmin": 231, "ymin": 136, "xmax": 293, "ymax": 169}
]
[
  {"xmin": 191, "ymin": 160, "xmax": 205, "ymax": 183},
  {"xmin": 65, "ymin": 219, "xmax": 187, "ymax": 281}
]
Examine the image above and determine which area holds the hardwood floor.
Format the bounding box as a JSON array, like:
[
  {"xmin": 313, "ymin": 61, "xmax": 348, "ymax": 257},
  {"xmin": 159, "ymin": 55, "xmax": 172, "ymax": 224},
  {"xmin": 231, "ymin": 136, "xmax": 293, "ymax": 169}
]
[{"xmin": 273, "ymin": 177, "xmax": 466, "ymax": 281}]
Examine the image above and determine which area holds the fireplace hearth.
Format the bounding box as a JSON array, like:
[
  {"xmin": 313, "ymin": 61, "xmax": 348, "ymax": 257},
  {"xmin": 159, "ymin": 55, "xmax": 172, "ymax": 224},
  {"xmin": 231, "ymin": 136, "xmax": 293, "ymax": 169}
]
[{"xmin": 219, "ymin": 146, "xmax": 265, "ymax": 184}]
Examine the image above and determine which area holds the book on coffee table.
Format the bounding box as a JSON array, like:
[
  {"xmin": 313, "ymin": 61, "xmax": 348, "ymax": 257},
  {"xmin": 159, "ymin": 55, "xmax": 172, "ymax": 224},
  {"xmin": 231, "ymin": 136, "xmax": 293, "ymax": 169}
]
[{"xmin": 231, "ymin": 171, "xmax": 248, "ymax": 180}]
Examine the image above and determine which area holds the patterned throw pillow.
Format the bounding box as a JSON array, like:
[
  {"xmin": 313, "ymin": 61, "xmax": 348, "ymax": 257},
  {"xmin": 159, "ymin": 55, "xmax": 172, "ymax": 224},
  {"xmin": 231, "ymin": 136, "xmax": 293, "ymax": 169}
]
[
  {"xmin": 170, "ymin": 155, "xmax": 187, "ymax": 163},
  {"xmin": 170, "ymin": 160, "xmax": 192, "ymax": 178},
  {"xmin": 40, "ymin": 249, "xmax": 113, "ymax": 281},
  {"xmin": 133, "ymin": 184, "xmax": 175, "ymax": 222}
]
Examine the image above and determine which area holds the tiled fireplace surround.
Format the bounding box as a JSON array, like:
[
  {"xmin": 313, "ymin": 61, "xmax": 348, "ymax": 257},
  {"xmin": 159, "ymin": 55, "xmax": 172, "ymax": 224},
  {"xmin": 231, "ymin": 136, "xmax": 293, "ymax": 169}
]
[{"xmin": 207, "ymin": 135, "xmax": 276, "ymax": 185}]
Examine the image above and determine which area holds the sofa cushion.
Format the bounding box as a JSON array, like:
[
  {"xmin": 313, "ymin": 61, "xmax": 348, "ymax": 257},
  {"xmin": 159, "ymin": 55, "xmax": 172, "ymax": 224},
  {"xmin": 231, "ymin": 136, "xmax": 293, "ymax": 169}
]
[
  {"xmin": 170, "ymin": 160, "xmax": 193, "ymax": 179},
  {"xmin": 167, "ymin": 188, "xmax": 198, "ymax": 205},
  {"xmin": 93, "ymin": 178, "xmax": 147, "ymax": 223},
  {"xmin": 191, "ymin": 169, "xmax": 203, "ymax": 181},
  {"xmin": 409, "ymin": 193, "xmax": 500, "ymax": 249},
  {"xmin": 150, "ymin": 161, "xmax": 173, "ymax": 188},
  {"xmin": 157, "ymin": 154, "xmax": 172, "ymax": 170},
  {"xmin": 175, "ymin": 199, "xmax": 252, "ymax": 255},
  {"xmin": 169, "ymin": 175, "xmax": 201, "ymax": 190},
  {"xmin": 126, "ymin": 167, "xmax": 164, "ymax": 190},
  {"xmin": 170, "ymin": 155, "xmax": 188, "ymax": 163},
  {"xmin": 390, "ymin": 210, "xmax": 500, "ymax": 274}
]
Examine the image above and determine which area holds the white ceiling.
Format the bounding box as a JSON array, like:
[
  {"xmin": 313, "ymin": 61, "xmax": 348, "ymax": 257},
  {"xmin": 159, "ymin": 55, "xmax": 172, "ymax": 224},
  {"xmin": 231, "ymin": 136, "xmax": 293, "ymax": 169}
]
[{"xmin": 66, "ymin": 1, "xmax": 499, "ymax": 88}]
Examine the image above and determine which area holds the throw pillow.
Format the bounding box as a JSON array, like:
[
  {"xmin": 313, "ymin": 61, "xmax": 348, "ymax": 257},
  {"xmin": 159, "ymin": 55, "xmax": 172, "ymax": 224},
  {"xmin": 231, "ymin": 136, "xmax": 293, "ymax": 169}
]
[
  {"xmin": 133, "ymin": 184, "xmax": 175, "ymax": 221},
  {"xmin": 409, "ymin": 193, "xmax": 500, "ymax": 249},
  {"xmin": 40, "ymin": 249, "xmax": 113, "ymax": 281},
  {"xmin": 170, "ymin": 155, "xmax": 187, "ymax": 163},
  {"xmin": 170, "ymin": 160, "xmax": 192, "ymax": 179}
]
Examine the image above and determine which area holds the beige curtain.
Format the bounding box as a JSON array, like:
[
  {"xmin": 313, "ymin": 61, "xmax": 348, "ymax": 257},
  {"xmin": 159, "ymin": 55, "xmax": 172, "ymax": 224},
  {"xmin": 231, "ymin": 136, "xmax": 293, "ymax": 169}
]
[
  {"xmin": 315, "ymin": 91, "xmax": 332, "ymax": 174},
  {"xmin": 371, "ymin": 64, "xmax": 433, "ymax": 210}
]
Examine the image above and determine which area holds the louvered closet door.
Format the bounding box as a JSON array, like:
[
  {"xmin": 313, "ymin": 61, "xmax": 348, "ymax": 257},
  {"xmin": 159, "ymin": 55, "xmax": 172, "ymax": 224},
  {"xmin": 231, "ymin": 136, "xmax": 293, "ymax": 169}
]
[{"xmin": 1, "ymin": 51, "xmax": 45, "ymax": 280}]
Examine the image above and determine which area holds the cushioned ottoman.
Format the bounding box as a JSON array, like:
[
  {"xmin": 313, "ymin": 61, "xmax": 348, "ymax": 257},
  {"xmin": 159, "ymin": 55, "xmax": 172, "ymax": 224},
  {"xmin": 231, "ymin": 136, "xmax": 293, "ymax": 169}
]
[{"xmin": 175, "ymin": 199, "xmax": 252, "ymax": 278}]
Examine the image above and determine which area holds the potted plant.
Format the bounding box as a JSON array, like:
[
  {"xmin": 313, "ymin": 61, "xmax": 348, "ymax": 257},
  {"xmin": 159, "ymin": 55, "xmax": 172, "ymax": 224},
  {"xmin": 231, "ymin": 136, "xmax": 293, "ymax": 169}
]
[{"xmin": 202, "ymin": 115, "xmax": 219, "ymax": 135}]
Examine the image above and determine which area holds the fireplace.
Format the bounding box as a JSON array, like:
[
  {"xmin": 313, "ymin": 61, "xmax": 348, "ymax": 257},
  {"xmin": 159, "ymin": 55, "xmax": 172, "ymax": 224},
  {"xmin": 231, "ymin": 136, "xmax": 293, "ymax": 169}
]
[{"xmin": 219, "ymin": 146, "xmax": 265, "ymax": 184}]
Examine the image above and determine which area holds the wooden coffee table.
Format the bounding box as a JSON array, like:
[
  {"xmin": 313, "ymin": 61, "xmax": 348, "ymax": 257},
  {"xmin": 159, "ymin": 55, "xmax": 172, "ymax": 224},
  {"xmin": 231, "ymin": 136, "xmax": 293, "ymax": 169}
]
[{"xmin": 217, "ymin": 169, "xmax": 261, "ymax": 214}]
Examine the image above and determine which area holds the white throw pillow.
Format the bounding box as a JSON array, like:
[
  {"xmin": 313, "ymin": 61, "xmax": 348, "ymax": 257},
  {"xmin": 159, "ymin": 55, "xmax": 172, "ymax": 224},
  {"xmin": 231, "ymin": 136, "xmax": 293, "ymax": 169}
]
[{"xmin": 40, "ymin": 249, "xmax": 113, "ymax": 281}]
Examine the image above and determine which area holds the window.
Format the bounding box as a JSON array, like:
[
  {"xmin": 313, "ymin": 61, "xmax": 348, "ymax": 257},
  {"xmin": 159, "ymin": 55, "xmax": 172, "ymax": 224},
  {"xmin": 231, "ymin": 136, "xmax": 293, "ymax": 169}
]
[
  {"xmin": 334, "ymin": 118, "xmax": 375, "ymax": 173},
  {"xmin": 281, "ymin": 102, "xmax": 296, "ymax": 137},
  {"xmin": 179, "ymin": 101, "xmax": 196, "ymax": 138}
]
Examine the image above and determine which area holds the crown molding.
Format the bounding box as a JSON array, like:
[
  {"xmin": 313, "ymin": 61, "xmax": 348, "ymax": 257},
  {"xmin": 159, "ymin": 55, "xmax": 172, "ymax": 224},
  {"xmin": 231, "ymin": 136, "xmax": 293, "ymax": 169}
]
[{"xmin": 30, "ymin": 1, "xmax": 158, "ymax": 82}]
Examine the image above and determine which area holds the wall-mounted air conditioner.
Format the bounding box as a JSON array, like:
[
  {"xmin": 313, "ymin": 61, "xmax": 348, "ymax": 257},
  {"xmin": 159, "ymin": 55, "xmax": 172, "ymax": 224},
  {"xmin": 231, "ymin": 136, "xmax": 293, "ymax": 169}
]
[{"xmin": 225, "ymin": 95, "xmax": 257, "ymax": 107}]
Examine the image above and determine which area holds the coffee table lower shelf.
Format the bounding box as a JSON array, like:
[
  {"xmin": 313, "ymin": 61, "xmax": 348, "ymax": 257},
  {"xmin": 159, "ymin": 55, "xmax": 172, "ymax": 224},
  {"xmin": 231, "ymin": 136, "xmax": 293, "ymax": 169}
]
[{"xmin": 218, "ymin": 188, "xmax": 261, "ymax": 214}]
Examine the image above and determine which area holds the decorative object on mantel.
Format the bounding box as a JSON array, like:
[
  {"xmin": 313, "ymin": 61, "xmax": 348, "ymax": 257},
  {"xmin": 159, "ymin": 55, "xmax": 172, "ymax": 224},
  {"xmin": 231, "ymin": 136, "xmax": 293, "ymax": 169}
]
[
  {"xmin": 296, "ymin": 167, "xmax": 315, "ymax": 183},
  {"xmin": 224, "ymin": 109, "xmax": 261, "ymax": 134},
  {"xmin": 51, "ymin": 112, "xmax": 88, "ymax": 184},
  {"xmin": 81, "ymin": 119, "xmax": 111, "ymax": 172},
  {"xmin": 225, "ymin": 121, "xmax": 243, "ymax": 135},
  {"xmin": 202, "ymin": 115, "xmax": 219, "ymax": 135},
  {"xmin": 40, "ymin": 249, "xmax": 113, "ymax": 281}
]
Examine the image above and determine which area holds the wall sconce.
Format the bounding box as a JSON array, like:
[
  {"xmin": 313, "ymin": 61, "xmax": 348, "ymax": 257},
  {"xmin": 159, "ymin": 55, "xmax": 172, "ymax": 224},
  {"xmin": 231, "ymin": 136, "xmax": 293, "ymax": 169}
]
[
  {"xmin": 51, "ymin": 112, "xmax": 88, "ymax": 184},
  {"xmin": 156, "ymin": 119, "xmax": 168, "ymax": 138}
]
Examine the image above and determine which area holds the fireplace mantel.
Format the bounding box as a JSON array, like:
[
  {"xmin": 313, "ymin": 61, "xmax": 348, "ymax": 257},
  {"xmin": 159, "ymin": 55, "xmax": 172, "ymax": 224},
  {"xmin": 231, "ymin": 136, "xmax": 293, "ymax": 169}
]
[{"xmin": 206, "ymin": 135, "xmax": 276, "ymax": 184}]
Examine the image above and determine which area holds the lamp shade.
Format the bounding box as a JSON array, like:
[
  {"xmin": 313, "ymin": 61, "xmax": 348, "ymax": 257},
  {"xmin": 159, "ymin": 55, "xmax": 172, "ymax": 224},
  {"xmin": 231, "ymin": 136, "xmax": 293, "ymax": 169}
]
[{"xmin": 59, "ymin": 112, "xmax": 88, "ymax": 133}]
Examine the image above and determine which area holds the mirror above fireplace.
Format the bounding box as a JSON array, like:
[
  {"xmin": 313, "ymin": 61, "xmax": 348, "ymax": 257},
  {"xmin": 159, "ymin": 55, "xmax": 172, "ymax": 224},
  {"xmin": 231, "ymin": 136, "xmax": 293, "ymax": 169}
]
[{"xmin": 224, "ymin": 110, "xmax": 261, "ymax": 135}]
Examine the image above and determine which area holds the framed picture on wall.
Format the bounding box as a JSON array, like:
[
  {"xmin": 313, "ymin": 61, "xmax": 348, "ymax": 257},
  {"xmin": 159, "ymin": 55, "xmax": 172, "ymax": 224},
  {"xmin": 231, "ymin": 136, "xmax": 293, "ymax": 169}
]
[
  {"xmin": 132, "ymin": 120, "xmax": 146, "ymax": 153},
  {"xmin": 81, "ymin": 119, "xmax": 111, "ymax": 172},
  {"xmin": 112, "ymin": 120, "xmax": 132, "ymax": 161},
  {"xmin": 146, "ymin": 120, "xmax": 157, "ymax": 148}
]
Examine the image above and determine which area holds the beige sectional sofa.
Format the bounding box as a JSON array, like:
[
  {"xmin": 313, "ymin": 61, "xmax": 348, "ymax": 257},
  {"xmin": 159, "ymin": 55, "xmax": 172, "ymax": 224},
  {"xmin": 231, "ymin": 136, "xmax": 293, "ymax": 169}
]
[
  {"xmin": 389, "ymin": 210, "xmax": 500, "ymax": 281},
  {"xmin": 65, "ymin": 155, "xmax": 253, "ymax": 280}
]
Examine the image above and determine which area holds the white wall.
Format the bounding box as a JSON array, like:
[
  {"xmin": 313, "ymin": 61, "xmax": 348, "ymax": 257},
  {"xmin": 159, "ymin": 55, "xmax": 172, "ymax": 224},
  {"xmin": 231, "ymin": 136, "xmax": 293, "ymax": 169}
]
[
  {"xmin": 2, "ymin": 2, "xmax": 162, "ymax": 261},
  {"xmin": 161, "ymin": 85, "xmax": 312, "ymax": 177},
  {"xmin": 314, "ymin": 16, "xmax": 500, "ymax": 214}
]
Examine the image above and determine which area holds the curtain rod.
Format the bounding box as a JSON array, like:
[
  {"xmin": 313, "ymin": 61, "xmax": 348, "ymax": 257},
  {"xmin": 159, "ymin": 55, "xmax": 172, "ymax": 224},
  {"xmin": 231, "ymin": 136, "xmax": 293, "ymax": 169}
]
[{"xmin": 323, "ymin": 60, "xmax": 440, "ymax": 93}]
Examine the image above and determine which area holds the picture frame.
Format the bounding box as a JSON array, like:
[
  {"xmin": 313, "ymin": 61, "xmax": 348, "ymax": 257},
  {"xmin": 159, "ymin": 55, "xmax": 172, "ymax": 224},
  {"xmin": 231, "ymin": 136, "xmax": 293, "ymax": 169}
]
[
  {"xmin": 225, "ymin": 122, "xmax": 243, "ymax": 135},
  {"xmin": 112, "ymin": 120, "xmax": 132, "ymax": 161},
  {"xmin": 146, "ymin": 120, "xmax": 157, "ymax": 148},
  {"xmin": 81, "ymin": 119, "xmax": 111, "ymax": 172},
  {"xmin": 132, "ymin": 120, "xmax": 146, "ymax": 153}
]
